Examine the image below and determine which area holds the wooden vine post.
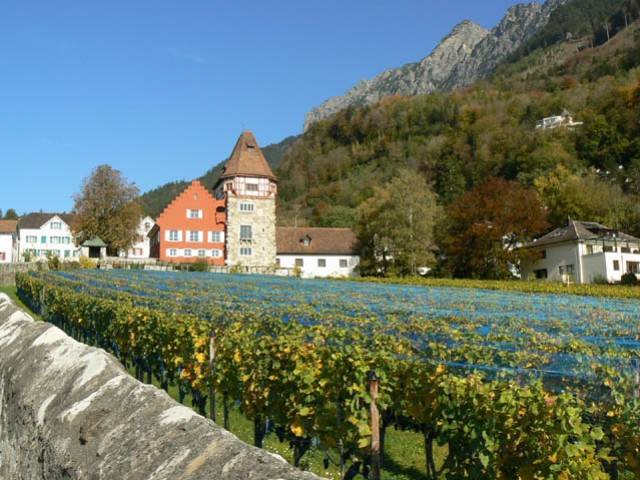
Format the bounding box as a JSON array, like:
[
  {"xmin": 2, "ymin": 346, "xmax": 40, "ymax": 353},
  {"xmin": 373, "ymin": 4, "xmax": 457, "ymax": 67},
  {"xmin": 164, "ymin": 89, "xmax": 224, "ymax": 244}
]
[
  {"xmin": 368, "ymin": 370, "xmax": 381, "ymax": 480},
  {"xmin": 209, "ymin": 330, "xmax": 217, "ymax": 422}
]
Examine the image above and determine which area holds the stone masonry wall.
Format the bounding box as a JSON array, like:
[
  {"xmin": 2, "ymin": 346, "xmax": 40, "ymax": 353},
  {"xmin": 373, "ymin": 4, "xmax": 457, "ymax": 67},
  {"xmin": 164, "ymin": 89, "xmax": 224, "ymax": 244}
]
[
  {"xmin": 225, "ymin": 195, "xmax": 276, "ymax": 268},
  {"xmin": 0, "ymin": 293, "xmax": 319, "ymax": 480},
  {"xmin": 0, "ymin": 263, "xmax": 38, "ymax": 286}
]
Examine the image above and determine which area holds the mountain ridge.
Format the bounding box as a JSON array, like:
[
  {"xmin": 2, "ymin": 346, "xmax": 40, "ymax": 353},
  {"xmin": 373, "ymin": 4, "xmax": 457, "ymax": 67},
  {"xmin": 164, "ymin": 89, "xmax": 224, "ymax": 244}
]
[{"xmin": 303, "ymin": 0, "xmax": 569, "ymax": 130}]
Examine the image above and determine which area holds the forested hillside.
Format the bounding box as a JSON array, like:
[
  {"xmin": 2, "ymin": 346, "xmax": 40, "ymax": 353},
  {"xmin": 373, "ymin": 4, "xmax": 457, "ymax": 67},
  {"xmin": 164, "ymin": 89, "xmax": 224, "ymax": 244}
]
[{"xmin": 276, "ymin": 17, "xmax": 640, "ymax": 238}]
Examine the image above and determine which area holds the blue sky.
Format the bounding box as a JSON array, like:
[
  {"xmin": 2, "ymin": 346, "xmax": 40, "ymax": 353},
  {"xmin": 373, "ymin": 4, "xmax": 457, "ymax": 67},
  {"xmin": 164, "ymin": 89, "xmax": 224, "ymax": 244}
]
[{"xmin": 0, "ymin": 0, "xmax": 524, "ymax": 214}]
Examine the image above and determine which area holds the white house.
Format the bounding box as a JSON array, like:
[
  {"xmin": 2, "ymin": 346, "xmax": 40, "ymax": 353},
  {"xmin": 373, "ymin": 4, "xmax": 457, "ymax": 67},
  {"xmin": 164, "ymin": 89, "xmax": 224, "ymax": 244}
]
[
  {"xmin": 521, "ymin": 220, "xmax": 640, "ymax": 284},
  {"xmin": 536, "ymin": 109, "xmax": 584, "ymax": 130},
  {"xmin": 0, "ymin": 220, "xmax": 18, "ymax": 263},
  {"xmin": 17, "ymin": 213, "xmax": 80, "ymax": 262},
  {"xmin": 120, "ymin": 216, "xmax": 155, "ymax": 258},
  {"xmin": 276, "ymin": 227, "xmax": 360, "ymax": 278}
]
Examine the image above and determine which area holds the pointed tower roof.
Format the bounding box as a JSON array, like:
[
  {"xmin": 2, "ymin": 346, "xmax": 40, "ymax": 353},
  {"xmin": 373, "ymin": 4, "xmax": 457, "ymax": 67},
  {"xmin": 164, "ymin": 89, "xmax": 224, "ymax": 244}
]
[{"xmin": 219, "ymin": 131, "xmax": 276, "ymax": 182}]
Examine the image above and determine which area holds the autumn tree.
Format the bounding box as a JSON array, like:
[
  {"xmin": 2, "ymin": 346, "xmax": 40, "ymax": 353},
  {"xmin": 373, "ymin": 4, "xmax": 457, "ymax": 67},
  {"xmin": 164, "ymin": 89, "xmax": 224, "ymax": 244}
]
[
  {"xmin": 357, "ymin": 169, "xmax": 439, "ymax": 276},
  {"xmin": 444, "ymin": 178, "xmax": 549, "ymax": 279},
  {"xmin": 72, "ymin": 165, "xmax": 142, "ymax": 254}
]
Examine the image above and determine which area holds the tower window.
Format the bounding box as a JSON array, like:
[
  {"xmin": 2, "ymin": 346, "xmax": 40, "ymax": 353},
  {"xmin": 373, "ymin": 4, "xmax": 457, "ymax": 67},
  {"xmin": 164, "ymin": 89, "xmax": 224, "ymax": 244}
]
[
  {"xmin": 240, "ymin": 247, "xmax": 252, "ymax": 256},
  {"xmin": 240, "ymin": 202, "xmax": 255, "ymax": 212},
  {"xmin": 246, "ymin": 183, "xmax": 259, "ymax": 192},
  {"xmin": 240, "ymin": 225, "xmax": 252, "ymax": 240}
]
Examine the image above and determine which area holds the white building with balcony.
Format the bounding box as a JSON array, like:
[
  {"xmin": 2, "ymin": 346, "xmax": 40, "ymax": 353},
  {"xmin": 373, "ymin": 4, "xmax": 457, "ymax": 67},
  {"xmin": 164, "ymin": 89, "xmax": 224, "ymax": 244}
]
[
  {"xmin": 536, "ymin": 110, "xmax": 584, "ymax": 130},
  {"xmin": 17, "ymin": 213, "xmax": 80, "ymax": 262},
  {"xmin": 521, "ymin": 220, "xmax": 640, "ymax": 284}
]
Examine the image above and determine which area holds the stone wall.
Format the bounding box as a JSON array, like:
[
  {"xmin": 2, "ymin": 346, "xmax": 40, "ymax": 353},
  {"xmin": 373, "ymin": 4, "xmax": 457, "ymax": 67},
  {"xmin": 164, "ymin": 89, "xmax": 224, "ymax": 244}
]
[
  {"xmin": 0, "ymin": 294, "xmax": 320, "ymax": 480},
  {"xmin": 0, "ymin": 263, "xmax": 38, "ymax": 286}
]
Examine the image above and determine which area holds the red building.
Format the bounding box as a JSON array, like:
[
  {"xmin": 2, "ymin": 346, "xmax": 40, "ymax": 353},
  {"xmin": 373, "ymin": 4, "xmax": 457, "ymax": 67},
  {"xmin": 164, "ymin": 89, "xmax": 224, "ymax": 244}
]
[{"xmin": 149, "ymin": 180, "xmax": 226, "ymax": 264}]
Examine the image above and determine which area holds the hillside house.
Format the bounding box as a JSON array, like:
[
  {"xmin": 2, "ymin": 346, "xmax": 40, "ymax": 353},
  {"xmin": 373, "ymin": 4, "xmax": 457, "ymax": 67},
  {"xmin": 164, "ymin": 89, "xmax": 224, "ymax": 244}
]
[
  {"xmin": 536, "ymin": 109, "xmax": 583, "ymax": 130},
  {"xmin": 276, "ymin": 227, "xmax": 360, "ymax": 278},
  {"xmin": 0, "ymin": 220, "xmax": 18, "ymax": 263},
  {"xmin": 521, "ymin": 220, "xmax": 640, "ymax": 284},
  {"xmin": 17, "ymin": 213, "xmax": 79, "ymax": 262}
]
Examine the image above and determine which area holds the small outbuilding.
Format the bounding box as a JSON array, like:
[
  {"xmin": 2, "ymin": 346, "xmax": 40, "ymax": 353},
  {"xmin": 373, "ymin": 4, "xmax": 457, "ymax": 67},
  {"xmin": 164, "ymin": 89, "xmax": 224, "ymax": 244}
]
[{"xmin": 81, "ymin": 237, "xmax": 107, "ymax": 259}]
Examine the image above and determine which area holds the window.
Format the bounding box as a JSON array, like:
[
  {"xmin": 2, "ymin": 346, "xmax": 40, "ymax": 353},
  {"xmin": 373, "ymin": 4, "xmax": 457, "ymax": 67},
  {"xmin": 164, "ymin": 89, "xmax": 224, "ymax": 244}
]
[
  {"xmin": 0, "ymin": 252, "xmax": 5, "ymax": 261},
  {"xmin": 169, "ymin": 230, "xmax": 179, "ymax": 241},
  {"xmin": 189, "ymin": 231, "xmax": 200, "ymax": 242},
  {"xmin": 144, "ymin": 222, "xmax": 151, "ymax": 230},
  {"xmin": 613, "ymin": 260, "xmax": 620, "ymax": 271},
  {"xmin": 64, "ymin": 250, "xmax": 70, "ymax": 258},
  {"xmin": 197, "ymin": 249, "xmax": 206, "ymax": 257},
  {"xmin": 317, "ymin": 258, "xmax": 326, "ymax": 268},
  {"xmin": 295, "ymin": 258, "xmax": 303, "ymax": 267},
  {"xmin": 239, "ymin": 202, "xmax": 255, "ymax": 212},
  {"xmin": 246, "ymin": 183, "xmax": 259, "ymax": 192},
  {"xmin": 169, "ymin": 249, "xmax": 177, "ymax": 257},
  {"xmin": 184, "ymin": 249, "xmax": 192, "ymax": 257},
  {"xmin": 587, "ymin": 245, "xmax": 594, "ymax": 255},
  {"xmin": 339, "ymin": 259, "xmax": 348, "ymax": 268},
  {"xmin": 187, "ymin": 209, "xmax": 201, "ymax": 219},
  {"xmin": 540, "ymin": 249, "xmax": 546, "ymax": 259},
  {"xmin": 302, "ymin": 236, "xmax": 311, "ymax": 246},
  {"xmin": 41, "ymin": 236, "xmax": 47, "ymax": 244},
  {"xmin": 240, "ymin": 247, "xmax": 252, "ymax": 256},
  {"xmin": 559, "ymin": 264, "xmax": 575, "ymax": 276},
  {"xmin": 211, "ymin": 249, "xmax": 222, "ymax": 258},
  {"xmin": 240, "ymin": 225, "xmax": 252, "ymax": 240},
  {"xmin": 627, "ymin": 262, "xmax": 640, "ymax": 274},
  {"xmin": 275, "ymin": 257, "xmax": 280, "ymax": 267},
  {"xmin": 26, "ymin": 235, "xmax": 37, "ymax": 243},
  {"xmin": 534, "ymin": 269, "xmax": 548, "ymax": 279},
  {"xmin": 50, "ymin": 222, "xmax": 62, "ymax": 230},
  {"xmin": 210, "ymin": 231, "xmax": 222, "ymax": 243}
]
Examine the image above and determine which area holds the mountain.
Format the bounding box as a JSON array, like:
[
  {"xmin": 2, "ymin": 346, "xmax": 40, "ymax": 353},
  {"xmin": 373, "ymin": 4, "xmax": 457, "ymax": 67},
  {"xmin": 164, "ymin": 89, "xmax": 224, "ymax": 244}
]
[
  {"xmin": 140, "ymin": 135, "xmax": 300, "ymax": 219},
  {"xmin": 303, "ymin": 0, "xmax": 569, "ymax": 130}
]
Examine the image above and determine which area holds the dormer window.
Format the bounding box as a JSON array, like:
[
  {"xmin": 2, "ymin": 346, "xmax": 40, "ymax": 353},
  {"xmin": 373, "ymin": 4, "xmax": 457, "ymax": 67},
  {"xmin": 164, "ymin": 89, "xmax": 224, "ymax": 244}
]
[{"xmin": 301, "ymin": 236, "xmax": 311, "ymax": 247}]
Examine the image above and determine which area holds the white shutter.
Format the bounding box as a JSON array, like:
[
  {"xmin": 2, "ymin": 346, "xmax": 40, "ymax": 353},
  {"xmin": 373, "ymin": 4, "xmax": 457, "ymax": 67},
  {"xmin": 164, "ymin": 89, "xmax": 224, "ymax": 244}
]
[
  {"xmin": 165, "ymin": 230, "xmax": 171, "ymax": 241},
  {"xmin": 178, "ymin": 230, "xmax": 183, "ymax": 242},
  {"xmin": 198, "ymin": 209, "xmax": 203, "ymax": 219},
  {"xmin": 199, "ymin": 231, "xmax": 204, "ymax": 242}
]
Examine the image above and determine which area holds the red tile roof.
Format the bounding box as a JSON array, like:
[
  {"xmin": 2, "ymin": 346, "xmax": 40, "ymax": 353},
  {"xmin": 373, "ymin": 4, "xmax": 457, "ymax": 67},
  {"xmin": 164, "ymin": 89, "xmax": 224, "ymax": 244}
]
[
  {"xmin": 0, "ymin": 220, "xmax": 17, "ymax": 234},
  {"xmin": 218, "ymin": 131, "xmax": 276, "ymax": 182},
  {"xmin": 276, "ymin": 227, "xmax": 358, "ymax": 255}
]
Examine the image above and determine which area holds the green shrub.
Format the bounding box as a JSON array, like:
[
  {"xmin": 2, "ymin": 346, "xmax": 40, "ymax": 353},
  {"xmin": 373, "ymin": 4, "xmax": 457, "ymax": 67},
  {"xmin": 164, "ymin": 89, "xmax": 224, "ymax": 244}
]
[
  {"xmin": 188, "ymin": 261, "xmax": 209, "ymax": 272},
  {"xmin": 620, "ymin": 272, "xmax": 639, "ymax": 286}
]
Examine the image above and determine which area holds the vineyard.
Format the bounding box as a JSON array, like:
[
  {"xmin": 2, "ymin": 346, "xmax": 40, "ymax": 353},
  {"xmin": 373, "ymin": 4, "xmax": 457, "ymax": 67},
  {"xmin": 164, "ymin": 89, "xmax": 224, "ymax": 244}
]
[{"xmin": 15, "ymin": 270, "xmax": 640, "ymax": 479}]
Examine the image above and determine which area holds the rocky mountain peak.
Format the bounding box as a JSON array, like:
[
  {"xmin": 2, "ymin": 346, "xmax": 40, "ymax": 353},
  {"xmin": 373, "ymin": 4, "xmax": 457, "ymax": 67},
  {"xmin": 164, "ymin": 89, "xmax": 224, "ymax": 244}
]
[{"xmin": 304, "ymin": 0, "xmax": 569, "ymax": 131}]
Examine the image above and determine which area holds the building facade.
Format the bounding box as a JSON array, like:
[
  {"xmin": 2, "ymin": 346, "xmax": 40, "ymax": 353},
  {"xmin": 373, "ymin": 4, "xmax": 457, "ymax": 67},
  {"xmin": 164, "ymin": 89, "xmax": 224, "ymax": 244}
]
[
  {"xmin": 521, "ymin": 220, "xmax": 640, "ymax": 284},
  {"xmin": 120, "ymin": 216, "xmax": 155, "ymax": 258},
  {"xmin": 214, "ymin": 132, "xmax": 277, "ymax": 268},
  {"xmin": 149, "ymin": 131, "xmax": 361, "ymax": 273},
  {"xmin": 0, "ymin": 220, "xmax": 18, "ymax": 263},
  {"xmin": 276, "ymin": 227, "xmax": 359, "ymax": 278},
  {"xmin": 17, "ymin": 213, "xmax": 79, "ymax": 262},
  {"xmin": 149, "ymin": 181, "xmax": 227, "ymax": 264}
]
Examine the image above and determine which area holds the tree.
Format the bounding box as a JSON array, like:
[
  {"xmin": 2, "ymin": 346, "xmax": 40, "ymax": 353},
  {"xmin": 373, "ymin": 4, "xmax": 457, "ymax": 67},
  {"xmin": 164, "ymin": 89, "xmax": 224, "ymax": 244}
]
[
  {"xmin": 3, "ymin": 209, "xmax": 18, "ymax": 220},
  {"xmin": 356, "ymin": 169, "xmax": 439, "ymax": 276},
  {"xmin": 444, "ymin": 178, "xmax": 549, "ymax": 279},
  {"xmin": 72, "ymin": 165, "xmax": 142, "ymax": 254}
]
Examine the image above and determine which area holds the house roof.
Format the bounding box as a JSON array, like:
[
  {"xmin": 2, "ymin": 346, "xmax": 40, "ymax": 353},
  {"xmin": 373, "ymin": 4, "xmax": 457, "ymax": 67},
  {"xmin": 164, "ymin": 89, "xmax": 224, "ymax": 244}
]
[
  {"xmin": 528, "ymin": 220, "xmax": 640, "ymax": 248},
  {"xmin": 17, "ymin": 213, "xmax": 75, "ymax": 230},
  {"xmin": 0, "ymin": 220, "xmax": 17, "ymax": 234},
  {"xmin": 276, "ymin": 227, "xmax": 358, "ymax": 255},
  {"xmin": 82, "ymin": 236, "xmax": 107, "ymax": 248},
  {"xmin": 218, "ymin": 131, "xmax": 276, "ymax": 183}
]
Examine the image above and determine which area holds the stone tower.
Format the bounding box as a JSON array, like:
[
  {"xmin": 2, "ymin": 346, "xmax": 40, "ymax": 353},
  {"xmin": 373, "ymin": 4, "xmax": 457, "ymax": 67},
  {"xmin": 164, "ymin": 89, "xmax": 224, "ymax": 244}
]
[{"xmin": 215, "ymin": 131, "xmax": 277, "ymax": 268}]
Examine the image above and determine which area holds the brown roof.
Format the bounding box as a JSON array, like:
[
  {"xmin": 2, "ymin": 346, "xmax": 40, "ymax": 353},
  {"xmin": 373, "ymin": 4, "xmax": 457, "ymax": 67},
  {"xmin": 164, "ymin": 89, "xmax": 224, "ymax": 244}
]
[
  {"xmin": 276, "ymin": 227, "xmax": 358, "ymax": 255},
  {"xmin": 218, "ymin": 131, "xmax": 276, "ymax": 182},
  {"xmin": 528, "ymin": 220, "xmax": 640, "ymax": 248},
  {"xmin": 17, "ymin": 213, "xmax": 75, "ymax": 230},
  {"xmin": 0, "ymin": 220, "xmax": 17, "ymax": 234}
]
